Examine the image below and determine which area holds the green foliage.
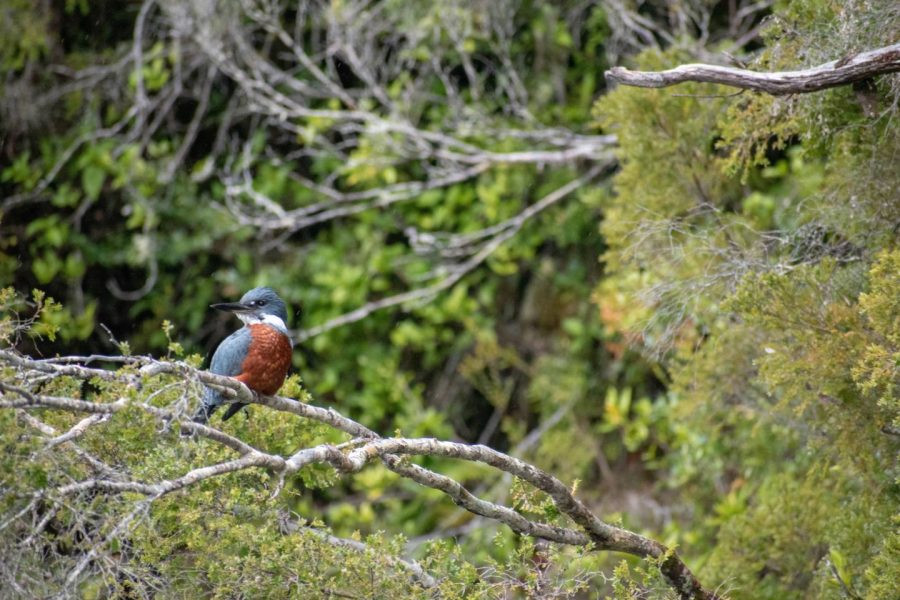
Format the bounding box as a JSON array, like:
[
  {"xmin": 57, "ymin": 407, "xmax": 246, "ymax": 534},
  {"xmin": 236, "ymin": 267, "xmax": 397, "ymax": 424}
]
[
  {"xmin": 0, "ymin": 0, "xmax": 49, "ymax": 70},
  {"xmin": 3, "ymin": 0, "xmax": 900, "ymax": 597},
  {"xmin": 589, "ymin": 2, "xmax": 900, "ymax": 597},
  {"xmin": 0, "ymin": 346, "xmax": 626, "ymax": 598},
  {"xmin": 855, "ymin": 249, "xmax": 900, "ymax": 428},
  {"xmin": 0, "ymin": 287, "xmax": 65, "ymax": 342},
  {"xmin": 608, "ymin": 557, "xmax": 679, "ymax": 600}
]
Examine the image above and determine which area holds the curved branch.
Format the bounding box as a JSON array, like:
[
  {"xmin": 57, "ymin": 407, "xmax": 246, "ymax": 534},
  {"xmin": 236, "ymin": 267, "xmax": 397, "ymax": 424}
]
[
  {"xmin": 0, "ymin": 351, "xmax": 719, "ymax": 599},
  {"xmin": 605, "ymin": 43, "xmax": 900, "ymax": 95},
  {"xmin": 342, "ymin": 438, "xmax": 715, "ymax": 600}
]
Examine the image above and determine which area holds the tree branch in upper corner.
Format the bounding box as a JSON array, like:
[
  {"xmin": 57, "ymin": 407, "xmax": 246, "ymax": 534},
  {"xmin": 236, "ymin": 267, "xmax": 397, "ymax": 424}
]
[{"xmin": 604, "ymin": 42, "xmax": 900, "ymax": 95}]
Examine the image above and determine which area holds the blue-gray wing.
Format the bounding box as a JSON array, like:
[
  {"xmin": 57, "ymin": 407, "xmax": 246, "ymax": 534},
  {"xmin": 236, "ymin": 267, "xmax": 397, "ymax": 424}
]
[
  {"xmin": 209, "ymin": 327, "xmax": 252, "ymax": 376},
  {"xmin": 192, "ymin": 328, "xmax": 251, "ymax": 423}
]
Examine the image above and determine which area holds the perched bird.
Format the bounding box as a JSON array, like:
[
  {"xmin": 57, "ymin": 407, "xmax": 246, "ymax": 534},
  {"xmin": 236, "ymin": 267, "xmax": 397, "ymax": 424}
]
[{"xmin": 193, "ymin": 287, "xmax": 293, "ymax": 423}]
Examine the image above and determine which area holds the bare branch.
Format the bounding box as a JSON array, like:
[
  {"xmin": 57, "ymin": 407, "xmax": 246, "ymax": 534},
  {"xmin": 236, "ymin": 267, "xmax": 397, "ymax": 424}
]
[
  {"xmin": 160, "ymin": 64, "xmax": 218, "ymax": 183},
  {"xmin": 45, "ymin": 411, "xmax": 116, "ymax": 449},
  {"xmin": 605, "ymin": 43, "xmax": 900, "ymax": 95},
  {"xmin": 295, "ymin": 167, "xmax": 606, "ymax": 340},
  {"xmin": 1, "ymin": 107, "xmax": 138, "ymax": 212},
  {"xmin": 407, "ymin": 161, "xmax": 612, "ymax": 260},
  {"xmin": 58, "ymin": 498, "xmax": 155, "ymax": 594}
]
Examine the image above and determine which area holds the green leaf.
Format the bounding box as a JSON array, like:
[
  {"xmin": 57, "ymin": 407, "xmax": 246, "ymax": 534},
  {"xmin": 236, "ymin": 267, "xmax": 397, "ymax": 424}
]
[
  {"xmin": 32, "ymin": 252, "xmax": 61, "ymax": 284},
  {"xmin": 51, "ymin": 183, "xmax": 81, "ymax": 207},
  {"xmin": 28, "ymin": 466, "xmax": 48, "ymax": 487},
  {"xmin": 63, "ymin": 253, "xmax": 86, "ymax": 279},
  {"xmin": 82, "ymin": 165, "xmax": 105, "ymax": 201}
]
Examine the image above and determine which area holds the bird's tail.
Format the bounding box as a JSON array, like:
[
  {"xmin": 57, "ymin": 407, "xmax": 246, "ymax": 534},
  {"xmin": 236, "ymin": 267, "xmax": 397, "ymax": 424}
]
[
  {"xmin": 192, "ymin": 389, "xmax": 222, "ymax": 424},
  {"xmin": 220, "ymin": 402, "xmax": 247, "ymax": 422},
  {"xmin": 193, "ymin": 390, "xmax": 247, "ymax": 423},
  {"xmin": 191, "ymin": 402, "xmax": 219, "ymax": 423}
]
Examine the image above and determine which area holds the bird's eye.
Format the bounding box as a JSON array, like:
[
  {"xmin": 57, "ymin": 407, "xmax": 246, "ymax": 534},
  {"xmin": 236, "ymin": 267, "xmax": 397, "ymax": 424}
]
[{"xmin": 257, "ymin": 300, "xmax": 267, "ymax": 306}]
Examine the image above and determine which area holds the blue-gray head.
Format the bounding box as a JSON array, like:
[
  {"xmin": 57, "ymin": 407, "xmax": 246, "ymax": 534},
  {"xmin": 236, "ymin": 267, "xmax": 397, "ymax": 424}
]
[{"xmin": 211, "ymin": 287, "xmax": 289, "ymax": 332}]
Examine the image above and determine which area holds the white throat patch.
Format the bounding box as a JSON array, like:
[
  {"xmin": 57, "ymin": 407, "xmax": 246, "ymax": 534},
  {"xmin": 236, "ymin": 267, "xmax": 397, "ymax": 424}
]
[
  {"xmin": 237, "ymin": 313, "xmax": 256, "ymax": 326},
  {"xmin": 238, "ymin": 312, "xmax": 289, "ymax": 335},
  {"xmin": 261, "ymin": 314, "xmax": 287, "ymax": 331}
]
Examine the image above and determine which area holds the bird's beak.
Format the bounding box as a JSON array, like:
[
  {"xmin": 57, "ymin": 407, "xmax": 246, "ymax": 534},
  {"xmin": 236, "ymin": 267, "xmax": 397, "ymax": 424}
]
[{"xmin": 211, "ymin": 302, "xmax": 252, "ymax": 313}]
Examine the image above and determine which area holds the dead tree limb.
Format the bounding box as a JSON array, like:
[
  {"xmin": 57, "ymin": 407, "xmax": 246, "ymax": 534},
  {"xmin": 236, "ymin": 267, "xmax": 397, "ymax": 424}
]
[{"xmin": 605, "ymin": 42, "xmax": 900, "ymax": 95}]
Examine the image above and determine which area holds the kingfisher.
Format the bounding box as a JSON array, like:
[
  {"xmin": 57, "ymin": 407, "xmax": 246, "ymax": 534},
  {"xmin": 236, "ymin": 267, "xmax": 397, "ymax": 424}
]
[{"xmin": 193, "ymin": 287, "xmax": 294, "ymax": 423}]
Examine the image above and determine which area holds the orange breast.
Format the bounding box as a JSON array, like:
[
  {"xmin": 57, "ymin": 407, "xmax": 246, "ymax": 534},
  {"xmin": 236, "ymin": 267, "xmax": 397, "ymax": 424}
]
[{"xmin": 236, "ymin": 324, "xmax": 292, "ymax": 395}]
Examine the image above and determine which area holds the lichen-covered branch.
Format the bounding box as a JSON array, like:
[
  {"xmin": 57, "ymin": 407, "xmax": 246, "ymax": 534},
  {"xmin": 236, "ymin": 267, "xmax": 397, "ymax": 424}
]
[
  {"xmin": 0, "ymin": 350, "xmax": 719, "ymax": 599},
  {"xmin": 605, "ymin": 42, "xmax": 900, "ymax": 95}
]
